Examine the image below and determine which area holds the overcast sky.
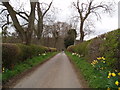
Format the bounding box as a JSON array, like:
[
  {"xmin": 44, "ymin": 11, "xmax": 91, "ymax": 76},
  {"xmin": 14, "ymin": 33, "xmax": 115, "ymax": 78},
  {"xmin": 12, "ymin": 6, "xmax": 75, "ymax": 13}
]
[
  {"xmin": 39, "ymin": 0, "xmax": 119, "ymax": 40},
  {"xmin": 0, "ymin": 0, "xmax": 119, "ymax": 40}
]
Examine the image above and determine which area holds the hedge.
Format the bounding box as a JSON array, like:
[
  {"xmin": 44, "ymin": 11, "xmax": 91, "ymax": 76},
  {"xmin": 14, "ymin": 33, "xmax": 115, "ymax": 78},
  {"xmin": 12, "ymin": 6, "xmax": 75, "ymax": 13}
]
[
  {"xmin": 2, "ymin": 43, "xmax": 57, "ymax": 69},
  {"xmin": 67, "ymin": 29, "xmax": 120, "ymax": 70},
  {"xmin": 2, "ymin": 43, "xmax": 20, "ymax": 69}
]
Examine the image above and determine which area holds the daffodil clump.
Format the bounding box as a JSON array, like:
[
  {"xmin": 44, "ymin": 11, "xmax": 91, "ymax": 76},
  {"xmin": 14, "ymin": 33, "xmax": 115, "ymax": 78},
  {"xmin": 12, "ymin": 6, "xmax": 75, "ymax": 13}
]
[
  {"xmin": 91, "ymin": 57, "xmax": 119, "ymax": 89},
  {"xmin": 91, "ymin": 57, "xmax": 106, "ymax": 70},
  {"xmin": 107, "ymin": 70, "xmax": 120, "ymax": 88},
  {"xmin": 42, "ymin": 53, "xmax": 46, "ymax": 56},
  {"xmin": 2, "ymin": 67, "xmax": 9, "ymax": 73},
  {"xmin": 2, "ymin": 67, "xmax": 5, "ymax": 73},
  {"xmin": 72, "ymin": 53, "xmax": 83, "ymax": 58},
  {"xmin": 39, "ymin": 52, "xmax": 47, "ymax": 56}
]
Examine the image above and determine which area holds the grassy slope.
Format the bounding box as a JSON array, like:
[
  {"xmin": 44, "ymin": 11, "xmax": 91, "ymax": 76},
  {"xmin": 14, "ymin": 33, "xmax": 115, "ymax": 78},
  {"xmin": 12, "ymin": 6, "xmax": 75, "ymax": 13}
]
[
  {"xmin": 66, "ymin": 29, "xmax": 120, "ymax": 88},
  {"xmin": 66, "ymin": 52, "xmax": 110, "ymax": 88}
]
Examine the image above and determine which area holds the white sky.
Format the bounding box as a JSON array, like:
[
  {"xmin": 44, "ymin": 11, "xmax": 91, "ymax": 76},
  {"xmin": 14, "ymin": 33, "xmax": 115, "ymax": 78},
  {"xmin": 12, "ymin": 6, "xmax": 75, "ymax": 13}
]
[
  {"xmin": 39, "ymin": 0, "xmax": 119, "ymax": 40},
  {"xmin": 0, "ymin": 0, "xmax": 119, "ymax": 40}
]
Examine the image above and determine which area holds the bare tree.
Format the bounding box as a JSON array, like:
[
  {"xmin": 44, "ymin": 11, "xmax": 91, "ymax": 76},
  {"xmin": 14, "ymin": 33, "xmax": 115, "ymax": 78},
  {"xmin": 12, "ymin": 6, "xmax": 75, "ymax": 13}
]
[
  {"xmin": 51, "ymin": 23, "xmax": 59, "ymax": 48},
  {"xmin": 51, "ymin": 22, "xmax": 72, "ymax": 48},
  {"xmin": 72, "ymin": 0, "xmax": 113, "ymax": 42},
  {"xmin": 36, "ymin": 1, "xmax": 53, "ymax": 41},
  {"xmin": 2, "ymin": 1, "xmax": 36, "ymax": 45}
]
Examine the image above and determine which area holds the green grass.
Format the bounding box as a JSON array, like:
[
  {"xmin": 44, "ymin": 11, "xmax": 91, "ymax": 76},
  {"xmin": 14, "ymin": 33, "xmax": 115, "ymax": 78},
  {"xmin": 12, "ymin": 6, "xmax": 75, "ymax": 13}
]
[
  {"xmin": 2, "ymin": 52, "xmax": 57, "ymax": 83},
  {"xmin": 66, "ymin": 52, "xmax": 112, "ymax": 88}
]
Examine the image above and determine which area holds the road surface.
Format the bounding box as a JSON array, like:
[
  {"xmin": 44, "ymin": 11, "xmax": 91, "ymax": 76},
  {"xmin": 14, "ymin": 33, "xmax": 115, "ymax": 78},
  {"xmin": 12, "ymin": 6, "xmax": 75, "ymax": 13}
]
[{"xmin": 13, "ymin": 53, "xmax": 82, "ymax": 88}]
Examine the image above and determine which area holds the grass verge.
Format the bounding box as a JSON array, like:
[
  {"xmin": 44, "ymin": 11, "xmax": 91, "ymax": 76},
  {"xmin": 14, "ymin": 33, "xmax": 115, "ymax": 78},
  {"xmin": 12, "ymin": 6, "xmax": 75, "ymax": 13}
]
[
  {"xmin": 2, "ymin": 52, "xmax": 58, "ymax": 83},
  {"xmin": 66, "ymin": 52, "xmax": 115, "ymax": 88}
]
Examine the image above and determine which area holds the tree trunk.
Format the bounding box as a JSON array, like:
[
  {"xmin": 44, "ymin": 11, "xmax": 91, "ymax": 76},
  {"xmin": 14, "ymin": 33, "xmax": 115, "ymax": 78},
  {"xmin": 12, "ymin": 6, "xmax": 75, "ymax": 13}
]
[
  {"xmin": 37, "ymin": 2, "xmax": 43, "ymax": 41},
  {"xmin": 37, "ymin": 18, "xmax": 43, "ymax": 40},
  {"xmin": 80, "ymin": 21, "xmax": 85, "ymax": 42},
  {"xmin": 25, "ymin": 2, "xmax": 36, "ymax": 45},
  {"xmin": 54, "ymin": 38, "xmax": 58, "ymax": 48}
]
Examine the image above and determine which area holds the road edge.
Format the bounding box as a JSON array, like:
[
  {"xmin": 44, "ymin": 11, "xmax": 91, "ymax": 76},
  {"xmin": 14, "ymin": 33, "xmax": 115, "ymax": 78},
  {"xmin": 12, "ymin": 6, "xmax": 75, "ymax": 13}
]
[
  {"xmin": 2, "ymin": 53, "xmax": 59, "ymax": 88},
  {"xmin": 65, "ymin": 52, "xmax": 89, "ymax": 88}
]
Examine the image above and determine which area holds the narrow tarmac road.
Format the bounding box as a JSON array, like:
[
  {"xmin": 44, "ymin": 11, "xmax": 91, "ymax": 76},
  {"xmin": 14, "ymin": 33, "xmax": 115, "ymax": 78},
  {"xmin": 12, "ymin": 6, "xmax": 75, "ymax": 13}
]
[{"xmin": 13, "ymin": 52, "xmax": 81, "ymax": 88}]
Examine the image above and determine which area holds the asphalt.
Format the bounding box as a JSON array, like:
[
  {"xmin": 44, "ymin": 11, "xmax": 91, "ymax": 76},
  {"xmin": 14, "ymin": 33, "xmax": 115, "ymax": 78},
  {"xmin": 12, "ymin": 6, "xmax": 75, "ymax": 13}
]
[{"xmin": 13, "ymin": 52, "xmax": 82, "ymax": 88}]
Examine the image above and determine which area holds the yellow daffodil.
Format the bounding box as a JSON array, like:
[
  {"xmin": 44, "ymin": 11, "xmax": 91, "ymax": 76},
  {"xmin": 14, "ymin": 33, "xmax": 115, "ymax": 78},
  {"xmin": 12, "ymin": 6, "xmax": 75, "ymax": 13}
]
[
  {"xmin": 103, "ymin": 61, "xmax": 106, "ymax": 63},
  {"xmin": 92, "ymin": 62, "xmax": 96, "ymax": 65},
  {"xmin": 118, "ymin": 87, "xmax": 120, "ymax": 90},
  {"xmin": 115, "ymin": 81, "xmax": 119, "ymax": 86},
  {"xmin": 107, "ymin": 88, "xmax": 110, "ymax": 90},
  {"xmin": 3, "ymin": 67, "xmax": 5, "ymax": 71},
  {"xmin": 107, "ymin": 76, "xmax": 110, "ymax": 79},
  {"xmin": 108, "ymin": 72, "xmax": 112, "ymax": 76},
  {"xmin": 93, "ymin": 60, "xmax": 96, "ymax": 62},
  {"xmin": 97, "ymin": 57, "xmax": 101, "ymax": 60},
  {"xmin": 95, "ymin": 60, "xmax": 98, "ymax": 63},
  {"xmin": 2, "ymin": 67, "xmax": 5, "ymax": 73},
  {"xmin": 118, "ymin": 72, "xmax": 120, "ymax": 76},
  {"xmin": 112, "ymin": 73, "xmax": 116, "ymax": 77},
  {"xmin": 102, "ymin": 57, "xmax": 105, "ymax": 60}
]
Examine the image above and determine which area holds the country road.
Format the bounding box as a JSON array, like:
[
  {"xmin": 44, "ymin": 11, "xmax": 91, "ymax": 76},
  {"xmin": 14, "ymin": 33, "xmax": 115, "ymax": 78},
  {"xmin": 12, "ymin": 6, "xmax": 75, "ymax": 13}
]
[{"xmin": 13, "ymin": 52, "xmax": 82, "ymax": 88}]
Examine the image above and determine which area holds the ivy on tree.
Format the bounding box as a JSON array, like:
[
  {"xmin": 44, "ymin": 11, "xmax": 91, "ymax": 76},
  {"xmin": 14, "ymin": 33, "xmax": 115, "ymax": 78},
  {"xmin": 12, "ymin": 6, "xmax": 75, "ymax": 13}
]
[{"xmin": 64, "ymin": 29, "xmax": 77, "ymax": 48}]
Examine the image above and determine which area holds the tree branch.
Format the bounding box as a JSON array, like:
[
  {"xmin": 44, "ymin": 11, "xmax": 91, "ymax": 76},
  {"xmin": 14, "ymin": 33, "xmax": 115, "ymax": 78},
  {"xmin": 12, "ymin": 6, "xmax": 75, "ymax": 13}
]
[
  {"xmin": 0, "ymin": 9, "xmax": 7, "ymax": 14},
  {"xmin": 91, "ymin": 11, "xmax": 101, "ymax": 20},
  {"xmin": 91, "ymin": 4, "xmax": 109, "ymax": 11},
  {"xmin": 83, "ymin": 0, "xmax": 93, "ymax": 21},
  {"xmin": 2, "ymin": 23, "xmax": 8, "ymax": 30},
  {"xmin": 42, "ymin": 1, "xmax": 53, "ymax": 17},
  {"xmin": 7, "ymin": 14, "xmax": 10, "ymax": 24},
  {"xmin": 17, "ymin": 12, "xmax": 29, "ymax": 18},
  {"xmin": 73, "ymin": 0, "xmax": 83, "ymax": 20},
  {"xmin": 2, "ymin": 2, "xmax": 25, "ymax": 40},
  {"xmin": 21, "ymin": 23, "xmax": 28, "ymax": 27},
  {"xmin": 16, "ymin": 12, "xmax": 29, "ymax": 22},
  {"xmin": 2, "ymin": 22, "xmax": 12, "ymax": 30}
]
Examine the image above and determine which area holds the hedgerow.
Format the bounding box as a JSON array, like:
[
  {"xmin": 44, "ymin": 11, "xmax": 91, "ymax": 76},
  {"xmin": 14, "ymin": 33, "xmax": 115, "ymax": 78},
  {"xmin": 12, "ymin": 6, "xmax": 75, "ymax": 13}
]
[
  {"xmin": 2, "ymin": 43, "xmax": 57, "ymax": 69},
  {"xmin": 2, "ymin": 43, "xmax": 20, "ymax": 69},
  {"xmin": 67, "ymin": 29, "xmax": 120, "ymax": 69},
  {"xmin": 67, "ymin": 29, "xmax": 120, "ymax": 88}
]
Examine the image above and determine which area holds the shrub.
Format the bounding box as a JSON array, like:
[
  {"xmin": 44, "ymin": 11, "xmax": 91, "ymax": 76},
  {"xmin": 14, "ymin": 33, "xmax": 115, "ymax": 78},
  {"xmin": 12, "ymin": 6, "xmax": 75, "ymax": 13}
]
[
  {"xmin": 48, "ymin": 48, "xmax": 57, "ymax": 52},
  {"xmin": 2, "ymin": 43, "xmax": 20, "ymax": 69},
  {"xmin": 67, "ymin": 29, "xmax": 120, "ymax": 70},
  {"xmin": 17, "ymin": 44, "xmax": 31, "ymax": 61},
  {"xmin": 2, "ymin": 43, "xmax": 57, "ymax": 70},
  {"xmin": 67, "ymin": 40, "xmax": 90, "ymax": 56},
  {"xmin": 17, "ymin": 44, "xmax": 56, "ymax": 62},
  {"xmin": 67, "ymin": 45, "xmax": 75, "ymax": 52},
  {"xmin": 99, "ymin": 29, "xmax": 120, "ymax": 69},
  {"xmin": 87, "ymin": 37, "xmax": 103, "ymax": 62},
  {"xmin": 75, "ymin": 41, "xmax": 90, "ymax": 56}
]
